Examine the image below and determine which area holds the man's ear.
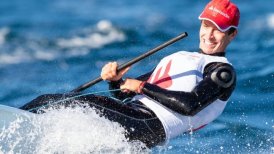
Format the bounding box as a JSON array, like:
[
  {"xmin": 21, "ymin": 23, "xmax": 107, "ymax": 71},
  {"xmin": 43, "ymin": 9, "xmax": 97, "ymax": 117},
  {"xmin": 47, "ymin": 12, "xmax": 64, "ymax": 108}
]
[{"xmin": 229, "ymin": 29, "xmax": 238, "ymax": 41}]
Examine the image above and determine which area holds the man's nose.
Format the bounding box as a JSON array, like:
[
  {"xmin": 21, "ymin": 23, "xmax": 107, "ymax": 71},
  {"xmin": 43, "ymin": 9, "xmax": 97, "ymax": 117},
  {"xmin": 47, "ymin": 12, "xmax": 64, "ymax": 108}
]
[{"xmin": 205, "ymin": 29, "xmax": 214, "ymax": 40}]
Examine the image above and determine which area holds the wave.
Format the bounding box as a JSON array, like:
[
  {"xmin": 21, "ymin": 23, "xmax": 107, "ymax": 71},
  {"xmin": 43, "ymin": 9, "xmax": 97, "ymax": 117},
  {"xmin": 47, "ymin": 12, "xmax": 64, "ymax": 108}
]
[
  {"xmin": 243, "ymin": 13, "xmax": 274, "ymax": 31},
  {"xmin": 0, "ymin": 27, "xmax": 10, "ymax": 45},
  {"xmin": 0, "ymin": 46, "xmax": 57, "ymax": 65},
  {"xmin": 267, "ymin": 13, "xmax": 274, "ymax": 29},
  {"xmin": 0, "ymin": 20, "xmax": 126, "ymax": 66},
  {"xmin": 57, "ymin": 20, "xmax": 126, "ymax": 48}
]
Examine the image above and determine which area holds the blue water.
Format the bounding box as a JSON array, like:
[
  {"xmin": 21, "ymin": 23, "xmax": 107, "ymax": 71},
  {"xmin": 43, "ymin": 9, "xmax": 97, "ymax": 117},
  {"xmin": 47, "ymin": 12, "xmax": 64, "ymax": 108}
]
[{"xmin": 0, "ymin": 0, "xmax": 273, "ymax": 153}]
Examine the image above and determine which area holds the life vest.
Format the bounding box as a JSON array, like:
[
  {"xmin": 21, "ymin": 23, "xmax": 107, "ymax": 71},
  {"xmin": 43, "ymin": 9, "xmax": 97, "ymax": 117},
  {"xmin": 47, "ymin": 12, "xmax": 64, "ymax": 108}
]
[{"xmin": 133, "ymin": 51, "xmax": 231, "ymax": 144}]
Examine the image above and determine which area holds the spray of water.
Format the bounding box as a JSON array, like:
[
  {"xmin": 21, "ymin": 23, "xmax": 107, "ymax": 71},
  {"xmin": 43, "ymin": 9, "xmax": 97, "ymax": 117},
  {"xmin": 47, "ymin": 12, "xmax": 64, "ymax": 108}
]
[{"xmin": 0, "ymin": 105, "xmax": 150, "ymax": 153}]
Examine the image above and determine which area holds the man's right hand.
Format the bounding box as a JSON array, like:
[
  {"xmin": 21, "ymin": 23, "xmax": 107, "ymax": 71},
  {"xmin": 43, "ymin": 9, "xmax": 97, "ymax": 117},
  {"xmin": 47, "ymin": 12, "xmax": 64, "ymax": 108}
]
[{"xmin": 101, "ymin": 62, "xmax": 130, "ymax": 81}]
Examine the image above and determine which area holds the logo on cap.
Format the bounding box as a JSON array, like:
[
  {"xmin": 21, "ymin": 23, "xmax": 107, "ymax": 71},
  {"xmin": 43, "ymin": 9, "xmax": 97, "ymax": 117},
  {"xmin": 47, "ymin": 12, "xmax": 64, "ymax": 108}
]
[{"xmin": 208, "ymin": 6, "xmax": 230, "ymax": 19}]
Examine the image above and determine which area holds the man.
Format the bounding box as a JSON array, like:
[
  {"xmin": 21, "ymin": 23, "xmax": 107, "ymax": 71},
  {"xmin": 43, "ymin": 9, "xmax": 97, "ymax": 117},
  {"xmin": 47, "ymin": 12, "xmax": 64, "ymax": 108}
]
[{"xmin": 21, "ymin": 0, "xmax": 240, "ymax": 148}]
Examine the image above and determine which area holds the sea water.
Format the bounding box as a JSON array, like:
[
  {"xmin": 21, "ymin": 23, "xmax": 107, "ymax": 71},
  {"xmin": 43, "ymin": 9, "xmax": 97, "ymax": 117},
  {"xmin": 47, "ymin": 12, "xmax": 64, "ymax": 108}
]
[{"xmin": 0, "ymin": 0, "xmax": 273, "ymax": 153}]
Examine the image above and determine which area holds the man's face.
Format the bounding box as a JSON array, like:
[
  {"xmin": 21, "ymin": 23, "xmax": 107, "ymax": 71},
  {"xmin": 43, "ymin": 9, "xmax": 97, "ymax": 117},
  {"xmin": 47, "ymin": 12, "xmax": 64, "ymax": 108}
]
[{"xmin": 199, "ymin": 20, "xmax": 237, "ymax": 54}]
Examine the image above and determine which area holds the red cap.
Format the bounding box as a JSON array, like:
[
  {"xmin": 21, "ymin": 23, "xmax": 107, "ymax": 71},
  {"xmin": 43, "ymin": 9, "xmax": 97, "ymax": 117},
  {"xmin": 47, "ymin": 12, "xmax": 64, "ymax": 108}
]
[{"xmin": 199, "ymin": 0, "xmax": 240, "ymax": 32}]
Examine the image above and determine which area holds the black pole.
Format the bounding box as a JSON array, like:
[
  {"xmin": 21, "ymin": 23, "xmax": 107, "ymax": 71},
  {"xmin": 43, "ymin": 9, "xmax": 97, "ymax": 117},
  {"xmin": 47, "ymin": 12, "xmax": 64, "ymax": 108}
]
[{"xmin": 71, "ymin": 32, "xmax": 188, "ymax": 93}]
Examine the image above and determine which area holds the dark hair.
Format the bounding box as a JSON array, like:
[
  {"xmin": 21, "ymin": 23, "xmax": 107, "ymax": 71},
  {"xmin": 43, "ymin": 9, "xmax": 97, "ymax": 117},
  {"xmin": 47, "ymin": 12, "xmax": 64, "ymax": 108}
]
[{"xmin": 228, "ymin": 27, "xmax": 237, "ymax": 35}]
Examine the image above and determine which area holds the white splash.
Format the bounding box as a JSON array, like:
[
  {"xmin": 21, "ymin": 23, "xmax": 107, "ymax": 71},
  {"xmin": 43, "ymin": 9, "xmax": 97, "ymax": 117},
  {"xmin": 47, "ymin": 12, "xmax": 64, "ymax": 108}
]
[
  {"xmin": 57, "ymin": 20, "xmax": 126, "ymax": 48},
  {"xmin": 0, "ymin": 106, "xmax": 149, "ymax": 154}
]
